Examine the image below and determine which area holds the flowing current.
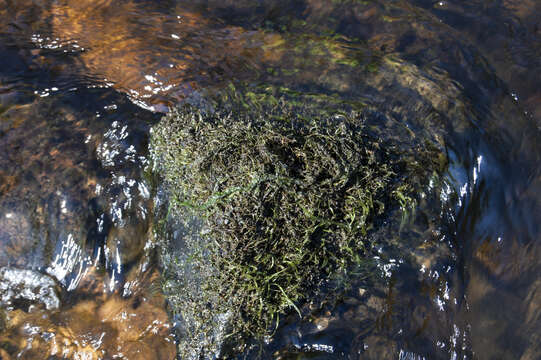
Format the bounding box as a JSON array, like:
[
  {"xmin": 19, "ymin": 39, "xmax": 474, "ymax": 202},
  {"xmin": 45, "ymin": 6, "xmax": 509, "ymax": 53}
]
[{"xmin": 1, "ymin": 1, "xmax": 541, "ymax": 359}]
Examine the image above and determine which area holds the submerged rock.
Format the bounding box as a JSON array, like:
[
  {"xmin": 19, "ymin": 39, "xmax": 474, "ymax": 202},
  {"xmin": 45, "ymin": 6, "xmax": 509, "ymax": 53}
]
[
  {"xmin": 150, "ymin": 87, "xmax": 448, "ymax": 358},
  {"xmin": 0, "ymin": 267, "xmax": 60, "ymax": 311},
  {"xmin": 0, "ymin": 266, "xmax": 176, "ymax": 360},
  {"xmin": 0, "ymin": 92, "xmax": 156, "ymax": 286}
]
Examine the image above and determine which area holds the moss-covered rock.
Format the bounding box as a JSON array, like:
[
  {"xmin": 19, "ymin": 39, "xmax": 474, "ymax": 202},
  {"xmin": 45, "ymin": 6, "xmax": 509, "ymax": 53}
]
[{"xmin": 150, "ymin": 88, "xmax": 445, "ymax": 358}]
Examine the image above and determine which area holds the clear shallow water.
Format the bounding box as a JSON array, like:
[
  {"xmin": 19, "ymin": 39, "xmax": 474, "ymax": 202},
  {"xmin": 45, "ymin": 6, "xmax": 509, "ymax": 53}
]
[{"xmin": 0, "ymin": 0, "xmax": 541, "ymax": 359}]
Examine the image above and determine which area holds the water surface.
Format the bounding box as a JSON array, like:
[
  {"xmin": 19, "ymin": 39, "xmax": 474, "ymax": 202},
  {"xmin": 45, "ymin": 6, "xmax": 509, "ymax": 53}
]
[{"xmin": 1, "ymin": 0, "xmax": 541, "ymax": 359}]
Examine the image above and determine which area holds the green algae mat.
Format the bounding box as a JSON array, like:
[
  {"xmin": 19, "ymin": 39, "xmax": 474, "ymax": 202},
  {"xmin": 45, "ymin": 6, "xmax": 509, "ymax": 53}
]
[{"xmin": 151, "ymin": 88, "xmax": 446, "ymax": 358}]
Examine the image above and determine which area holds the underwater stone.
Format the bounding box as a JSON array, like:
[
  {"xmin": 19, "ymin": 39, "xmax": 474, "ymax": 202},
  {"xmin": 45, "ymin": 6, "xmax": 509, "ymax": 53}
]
[
  {"xmin": 0, "ymin": 267, "xmax": 60, "ymax": 311},
  {"xmin": 151, "ymin": 89, "xmax": 445, "ymax": 358}
]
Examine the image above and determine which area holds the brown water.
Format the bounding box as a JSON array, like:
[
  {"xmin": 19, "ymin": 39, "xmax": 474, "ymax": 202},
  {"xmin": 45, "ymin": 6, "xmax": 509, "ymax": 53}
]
[{"xmin": 1, "ymin": 0, "xmax": 541, "ymax": 359}]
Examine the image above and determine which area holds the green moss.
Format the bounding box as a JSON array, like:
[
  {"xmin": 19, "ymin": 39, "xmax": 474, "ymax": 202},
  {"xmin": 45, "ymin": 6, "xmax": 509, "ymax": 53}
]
[{"xmin": 151, "ymin": 89, "xmax": 443, "ymax": 357}]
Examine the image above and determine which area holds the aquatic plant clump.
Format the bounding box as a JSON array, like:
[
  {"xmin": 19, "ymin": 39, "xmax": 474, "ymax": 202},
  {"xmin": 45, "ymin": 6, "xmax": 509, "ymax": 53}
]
[{"xmin": 151, "ymin": 97, "xmax": 442, "ymax": 355}]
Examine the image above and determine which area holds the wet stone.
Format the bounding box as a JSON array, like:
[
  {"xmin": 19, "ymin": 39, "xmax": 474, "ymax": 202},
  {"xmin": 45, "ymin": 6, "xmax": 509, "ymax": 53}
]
[
  {"xmin": 0, "ymin": 89, "xmax": 156, "ymax": 284},
  {"xmin": 362, "ymin": 336, "xmax": 398, "ymax": 359},
  {"xmin": 151, "ymin": 84, "xmax": 449, "ymax": 358},
  {"xmin": 0, "ymin": 267, "xmax": 60, "ymax": 311},
  {"xmin": 0, "ymin": 266, "xmax": 176, "ymax": 360}
]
